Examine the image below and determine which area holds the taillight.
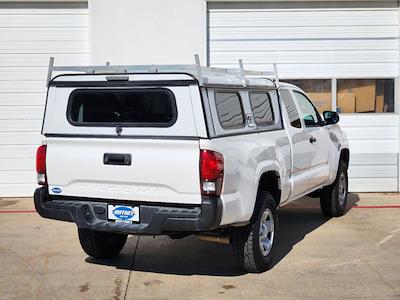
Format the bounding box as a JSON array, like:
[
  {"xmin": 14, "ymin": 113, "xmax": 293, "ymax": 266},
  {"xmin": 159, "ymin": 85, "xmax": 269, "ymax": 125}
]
[
  {"xmin": 36, "ymin": 145, "xmax": 47, "ymax": 185},
  {"xmin": 200, "ymin": 150, "xmax": 224, "ymax": 197}
]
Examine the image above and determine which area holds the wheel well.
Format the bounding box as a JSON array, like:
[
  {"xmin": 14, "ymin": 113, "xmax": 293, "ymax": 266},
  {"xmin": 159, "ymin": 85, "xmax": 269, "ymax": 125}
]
[
  {"xmin": 340, "ymin": 149, "xmax": 350, "ymax": 168},
  {"xmin": 257, "ymin": 171, "xmax": 281, "ymax": 207}
]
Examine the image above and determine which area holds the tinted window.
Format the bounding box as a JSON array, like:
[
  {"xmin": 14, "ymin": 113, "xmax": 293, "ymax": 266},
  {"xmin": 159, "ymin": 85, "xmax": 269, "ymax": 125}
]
[
  {"xmin": 249, "ymin": 92, "xmax": 274, "ymax": 126},
  {"xmin": 337, "ymin": 79, "xmax": 394, "ymax": 113},
  {"xmin": 293, "ymin": 91, "xmax": 320, "ymax": 127},
  {"xmin": 215, "ymin": 91, "xmax": 245, "ymax": 129},
  {"xmin": 281, "ymin": 89, "xmax": 301, "ymax": 128},
  {"xmin": 285, "ymin": 79, "xmax": 332, "ymax": 113},
  {"xmin": 68, "ymin": 88, "xmax": 177, "ymax": 127}
]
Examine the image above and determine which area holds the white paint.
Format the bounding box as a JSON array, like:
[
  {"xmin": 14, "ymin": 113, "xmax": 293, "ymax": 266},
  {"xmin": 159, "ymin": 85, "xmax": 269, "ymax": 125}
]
[
  {"xmin": 377, "ymin": 234, "xmax": 394, "ymax": 246},
  {"xmin": 0, "ymin": 2, "xmax": 89, "ymax": 197},
  {"xmin": 89, "ymin": 0, "xmax": 207, "ymax": 65}
]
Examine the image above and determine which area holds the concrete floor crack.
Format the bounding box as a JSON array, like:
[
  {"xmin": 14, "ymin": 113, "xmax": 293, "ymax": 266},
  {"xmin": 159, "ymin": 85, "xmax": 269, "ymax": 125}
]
[{"xmin": 123, "ymin": 236, "xmax": 140, "ymax": 300}]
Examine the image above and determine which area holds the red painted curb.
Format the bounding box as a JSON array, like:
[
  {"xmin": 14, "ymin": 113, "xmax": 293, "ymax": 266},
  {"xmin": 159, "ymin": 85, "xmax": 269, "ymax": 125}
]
[
  {"xmin": 353, "ymin": 205, "xmax": 400, "ymax": 209},
  {"xmin": 0, "ymin": 210, "xmax": 37, "ymax": 213}
]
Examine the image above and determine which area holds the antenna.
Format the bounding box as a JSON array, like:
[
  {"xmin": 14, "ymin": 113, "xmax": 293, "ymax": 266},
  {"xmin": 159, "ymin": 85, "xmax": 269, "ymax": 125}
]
[{"xmin": 194, "ymin": 54, "xmax": 203, "ymax": 86}]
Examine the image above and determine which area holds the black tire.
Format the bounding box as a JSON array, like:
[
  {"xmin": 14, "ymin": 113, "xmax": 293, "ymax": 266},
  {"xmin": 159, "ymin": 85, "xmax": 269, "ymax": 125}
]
[
  {"xmin": 78, "ymin": 228, "xmax": 127, "ymax": 258},
  {"xmin": 320, "ymin": 160, "xmax": 348, "ymax": 217},
  {"xmin": 231, "ymin": 191, "xmax": 278, "ymax": 273}
]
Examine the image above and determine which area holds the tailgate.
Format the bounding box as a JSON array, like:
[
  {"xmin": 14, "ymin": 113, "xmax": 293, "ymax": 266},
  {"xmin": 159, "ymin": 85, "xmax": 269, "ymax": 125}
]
[{"xmin": 46, "ymin": 137, "xmax": 202, "ymax": 204}]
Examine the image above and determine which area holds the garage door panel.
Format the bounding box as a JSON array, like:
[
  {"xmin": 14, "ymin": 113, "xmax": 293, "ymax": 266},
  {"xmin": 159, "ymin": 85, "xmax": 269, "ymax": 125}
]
[
  {"xmin": 0, "ymin": 28, "xmax": 88, "ymax": 41},
  {"xmin": 349, "ymin": 165, "xmax": 398, "ymax": 178},
  {"xmin": 210, "ymin": 26, "xmax": 398, "ymax": 40},
  {"xmin": 0, "ymin": 158, "xmax": 35, "ymax": 171},
  {"xmin": 210, "ymin": 50, "xmax": 398, "ymax": 64},
  {"xmin": 0, "ymin": 120, "xmax": 42, "ymax": 132},
  {"xmin": 0, "ymin": 145, "xmax": 38, "ymax": 158},
  {"xmin": 0, "ymin": 93, "xmax": 46, "ymax": 106},
  {"xmin": 0, "ymin": 3, "xmax": 88, "ymax": 197},
  {"xmin": 349, "ymin": 178, "xmax": 398, "ymax": 192},
  {"xmin": 0, "ymin": 7, "xmax": 87, "ymax": 15},
  {"xmin": 343, "ymin": 127, "xmax": 399, "ymax": 140},
  {"xmin": 210, "ymin": 10, "xmax": 398, "ymax": 27},
  {"xmin": 0, "ymin": 41, "xmax": 88, "ymax": 54},
  {"xmin": 0, "ymin": 67, "xmax": 48, "ymax": 81},
  {"xmin": 348, "ymin": 140, "xmax": 399, "ymax": 154},
  {"xmin": 350, "ymin": 153, "xmax": 398, "ymax": 165},
  {"xmin": 210, "ymin": 39, "xmax": 399, "ymax": 52},
  {"xmin": 0, "ymin": 81, "xmax": 47, "ymax": 93},
  {"xmin": 211, "ymin": 63, "xmax": 399, "ymax": 78},
  {"xmin": 340, "ymin": 114, "xmax": 400, "ymax": 127},
  {"xmin": 0, "ymin": 132, "xmax": 43, "ymax": 145},
  {"xmin": 0, "ymin": 171, "xmax": 36, "ymax": 183},
  {"xmin": 0, "ymin": 54, "xmax": 89, "ymax": 67},
  {"xmin": 0, "ymin": 106, "xmax": 44, "ymax": 120},
  {"xmin": 0, "ymin": 14, "xmax": 87, "ymax": 28},
  {"xmin": 0, "ymin": 183, "xmax": 37, "ymax": 197}
]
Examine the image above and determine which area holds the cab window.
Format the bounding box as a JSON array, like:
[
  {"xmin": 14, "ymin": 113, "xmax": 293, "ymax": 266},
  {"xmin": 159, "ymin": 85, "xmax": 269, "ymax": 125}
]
[
  {"xmin": 281, "ymin": 89, "xmax": 301, "ymax": 129},
  {"xmin": 293, "ymin": 91, "xmax": 321, "ymax": 127}
]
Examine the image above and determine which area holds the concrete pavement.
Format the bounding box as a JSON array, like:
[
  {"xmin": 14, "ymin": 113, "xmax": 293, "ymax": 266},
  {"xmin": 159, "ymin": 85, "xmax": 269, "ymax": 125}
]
[{"xmin": 0, "ymin": 193, "xmax": 399, "ymax": 300}]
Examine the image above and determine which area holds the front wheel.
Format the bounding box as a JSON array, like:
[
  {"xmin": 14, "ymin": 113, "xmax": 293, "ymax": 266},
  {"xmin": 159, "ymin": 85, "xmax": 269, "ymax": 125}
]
[
  {"xmin": 320, "ymin": 160, "xmax": 349, "ymax": 217},
  {"xmin": 231, "ymin": 192, "xmax": 278, "ymax": 273},
  {"xmin": 78, "ymin": 228, "xmax": 127, "ymax": 258}
]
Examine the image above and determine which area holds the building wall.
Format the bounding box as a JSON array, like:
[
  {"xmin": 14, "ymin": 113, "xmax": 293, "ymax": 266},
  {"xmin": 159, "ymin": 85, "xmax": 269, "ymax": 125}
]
[{"xmin": 89, "ymin": 0, "xmax": 207, "ymax": 65}]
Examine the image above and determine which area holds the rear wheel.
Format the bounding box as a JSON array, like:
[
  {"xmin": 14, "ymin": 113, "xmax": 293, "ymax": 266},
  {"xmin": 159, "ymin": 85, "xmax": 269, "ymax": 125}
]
[
  {"xmin": 78, "ymin": 228, "xmax": 127, "ymax": 258},
  {"xmin": 320, "ymin": 161, "xmax": 348, "ymax": 217},
  {"xmin": 231, "ymin": 192, "xmax": 278, "ymax": 273}
]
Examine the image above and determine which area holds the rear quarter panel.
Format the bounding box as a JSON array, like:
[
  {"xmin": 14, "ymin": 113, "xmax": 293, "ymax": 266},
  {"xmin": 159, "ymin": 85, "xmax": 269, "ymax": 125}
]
[{"xmin": 200, "ymin": 130, "xmax": 291, "ymax": 225}]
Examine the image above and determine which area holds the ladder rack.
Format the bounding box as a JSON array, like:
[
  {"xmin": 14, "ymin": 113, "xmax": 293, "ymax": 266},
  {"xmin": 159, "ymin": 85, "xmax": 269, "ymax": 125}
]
[{"xmin": 46, "ymin": 55, "xmax": 279, "ymax": 88}]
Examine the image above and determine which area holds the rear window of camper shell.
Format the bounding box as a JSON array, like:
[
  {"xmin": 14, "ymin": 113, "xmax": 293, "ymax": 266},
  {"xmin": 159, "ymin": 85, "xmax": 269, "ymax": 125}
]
[{"xmin": 67, "ymin": 88, "xmax": 177, "ymax": 127}]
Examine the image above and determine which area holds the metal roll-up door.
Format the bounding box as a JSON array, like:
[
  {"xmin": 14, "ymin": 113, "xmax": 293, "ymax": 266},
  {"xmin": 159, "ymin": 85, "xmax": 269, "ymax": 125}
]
[{"xmin": 0, "ymin": 2, "xmax": 89, "ymax": 196}]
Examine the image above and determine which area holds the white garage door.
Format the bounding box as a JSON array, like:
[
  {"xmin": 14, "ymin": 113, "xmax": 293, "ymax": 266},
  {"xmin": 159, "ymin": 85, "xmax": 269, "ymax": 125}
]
[
  {"xmin": 208, "ymin": 1, "xmax": 400, "ymax": 192},
  {"xmin": 0, "ymin": 2, "xmax": 89, "ymax": 197},
  {"xmin": 208, "ymin": 1, "xmax": 399, "ymax": 78}
]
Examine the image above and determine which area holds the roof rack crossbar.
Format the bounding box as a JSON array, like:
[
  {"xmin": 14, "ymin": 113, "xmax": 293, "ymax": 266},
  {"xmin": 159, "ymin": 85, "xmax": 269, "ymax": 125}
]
[{"xmin": 46, "ymin": 56, "xmax": 279, "ymax": 88}]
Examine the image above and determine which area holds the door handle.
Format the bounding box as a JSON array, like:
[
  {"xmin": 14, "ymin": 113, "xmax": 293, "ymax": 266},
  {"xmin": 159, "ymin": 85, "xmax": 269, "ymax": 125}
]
[
  {"xmin": 103, "ymin": 153, "xmax": 131, "ymax": 166},
  {"xmin": 309, "ymin": 136, "xmax": 317, "ymax": 144}
]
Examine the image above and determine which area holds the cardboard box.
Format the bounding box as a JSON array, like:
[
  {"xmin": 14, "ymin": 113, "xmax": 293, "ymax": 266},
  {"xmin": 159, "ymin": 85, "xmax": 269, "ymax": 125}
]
[
  {"xmin": 337, "ymin": 92, "xmax": 356, "ymax": 113},
  {"xmin": 338, "ymin": 79, "xmax": 376, "ymax": 113}
]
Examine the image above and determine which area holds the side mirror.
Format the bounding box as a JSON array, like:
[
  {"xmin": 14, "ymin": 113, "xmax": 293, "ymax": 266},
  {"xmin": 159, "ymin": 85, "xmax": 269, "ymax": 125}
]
[{"xmin": 323, "ymin": 111, "xmax": 340, "ymax": 125}]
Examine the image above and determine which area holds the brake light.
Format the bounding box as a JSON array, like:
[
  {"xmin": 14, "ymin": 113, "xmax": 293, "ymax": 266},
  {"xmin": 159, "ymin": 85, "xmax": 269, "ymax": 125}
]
[
  {"xmin": 36, "ymin": 145, "xmax": 47, "ymax": 185},
  {"xmin": 200, "ymin": 150, "xmax": 224, "ymax": 196}
]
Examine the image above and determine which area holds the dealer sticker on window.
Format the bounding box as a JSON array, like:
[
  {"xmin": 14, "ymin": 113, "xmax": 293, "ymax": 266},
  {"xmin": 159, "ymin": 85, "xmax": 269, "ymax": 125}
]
[{"xmin": 107, "ymin": 205, "xmax": 139, "ymax": 223}]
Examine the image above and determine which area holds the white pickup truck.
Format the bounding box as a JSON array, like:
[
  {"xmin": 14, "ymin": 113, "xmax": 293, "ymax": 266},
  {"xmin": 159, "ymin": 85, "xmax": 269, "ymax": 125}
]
[{"xmin": 34, "ymin": 60, "xmax": 349, "ymax": 273}]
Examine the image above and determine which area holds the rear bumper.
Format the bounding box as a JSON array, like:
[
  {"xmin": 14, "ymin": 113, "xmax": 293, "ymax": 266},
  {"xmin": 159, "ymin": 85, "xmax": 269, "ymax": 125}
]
[{"xmin": 34, "ymin": 187, "xmax": 223, "ymax": 235}]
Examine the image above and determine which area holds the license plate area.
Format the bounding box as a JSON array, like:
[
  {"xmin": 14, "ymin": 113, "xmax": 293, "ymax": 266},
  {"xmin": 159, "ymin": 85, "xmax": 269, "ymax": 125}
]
[{"xmin": 107, "ymin": 204, "xmax": 139, "ymax": 224}]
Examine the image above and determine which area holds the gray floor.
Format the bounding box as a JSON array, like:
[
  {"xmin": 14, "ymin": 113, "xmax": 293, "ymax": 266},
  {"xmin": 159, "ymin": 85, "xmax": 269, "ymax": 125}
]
[{"xmin": 0, "ymin": 193, "xmax": 399, "ymax": 300}]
